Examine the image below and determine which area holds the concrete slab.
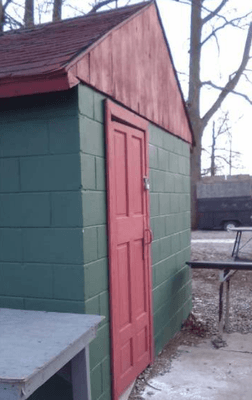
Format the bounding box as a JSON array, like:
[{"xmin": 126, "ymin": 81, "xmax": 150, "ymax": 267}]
[{"xmin": 141, "ymin": 333, "xmax": 252, "ymax": 400}]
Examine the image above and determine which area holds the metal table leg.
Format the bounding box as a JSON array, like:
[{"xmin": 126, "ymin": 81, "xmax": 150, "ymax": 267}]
[
  {"xmin": 71, "ymin": 346, "xmax": 91, "ymax": 400},
  {"xmin": 224, "ymin": 278, "xmax": 230, "ymax": 332},
  {"xmin": 218, "ymin": 271, "xmax": 224, "ymax": 338},
  {"xmin": 232, "ymin": 231, "xmax": 242, "ymax": 259}
]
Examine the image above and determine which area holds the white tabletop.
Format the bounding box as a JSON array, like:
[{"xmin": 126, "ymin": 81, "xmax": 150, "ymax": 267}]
[
  {"xmin": 0, "ymin": 308, "xmax": 103, "ymax": 399},
  {"xmin": 228, "ymin": 227, "xmax": 252, "ymax": 232}
]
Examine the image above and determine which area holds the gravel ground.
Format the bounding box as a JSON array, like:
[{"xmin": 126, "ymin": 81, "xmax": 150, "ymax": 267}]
[{"xmin": 129, "ymin": 229, "xmax": 252, "ymax": 399}]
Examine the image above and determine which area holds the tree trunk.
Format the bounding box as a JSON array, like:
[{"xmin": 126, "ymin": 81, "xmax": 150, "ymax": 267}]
[
  {"xmin": 53, "ymin": 0, "xmax": 62, "ymax": 22},
  {"xmin": 0, "ymin": 0, "xmax": 4, "ymax": 32},
  {"xmin": 188, "ymin": 0, "xmax": 203, "ymax": 229},
  {"xmin": 24, "ymin": 0, "xmax": 34, "ymax": 27},
  {"xmin": 190, "ymin": 121, "xmax": 203, "ymax": 230},
  {"xmin": 210, "ymin": 122, "xmax": 216, "ymax": 176}
]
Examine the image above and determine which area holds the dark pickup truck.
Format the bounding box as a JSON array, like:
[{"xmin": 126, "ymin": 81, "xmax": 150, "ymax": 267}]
[
  {"xmin": 198, "ymin": 196, "xmax": 252, "ymax": 230},
  {"xmin": 197, "ymin": 176, "xmax": 252, "ymax": 230}
]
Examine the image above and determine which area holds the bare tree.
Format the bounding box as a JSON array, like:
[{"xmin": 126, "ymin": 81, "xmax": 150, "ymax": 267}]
[
  {"xmin": 202, "ymin": 111, "xmax": 243, "ymax": 177},
  {"xmin": 1, "ymin": 0, "xmax": 127, "ymax": 31},
  {"xmin": 187, "ymin": 0, "xmax": 252, "ymax": 228}
]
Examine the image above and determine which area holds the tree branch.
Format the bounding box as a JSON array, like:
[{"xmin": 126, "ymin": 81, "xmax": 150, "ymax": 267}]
[
  {"xmin": 89, "ymin": 0, "xmax": 117, "ymax": 13},
  {"xmin": 202, "ymin": 80, "xmax": 252, "ymax": 105},
  {"xmin": 201, "ymin": 22, "xmax": 252, "ymax": 127},
  {"xmin": 201, "ymin": 12, "xmax": 252, "ymax": 47},
  {"xmin": 202, "ymin": 0, "xmax": 229, "ymax": 25}
]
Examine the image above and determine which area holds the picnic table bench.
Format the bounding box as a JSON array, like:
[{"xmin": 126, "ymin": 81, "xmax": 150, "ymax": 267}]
[
  {"xmin": 186, "ymin": 261, "xmax": 252, "ymax": 338},
  {"xmin": 0, "ymin": 308, "xmax": 103, "ymax": 400},
  {"xmin": 228, "ymin": 227, "xmax": 252, "ymax": 260}
]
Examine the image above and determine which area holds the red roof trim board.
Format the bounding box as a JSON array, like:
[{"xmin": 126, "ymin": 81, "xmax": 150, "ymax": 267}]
[{"xmin": 0, "ymin": 1, "xmax": 193, "ymax": 144}]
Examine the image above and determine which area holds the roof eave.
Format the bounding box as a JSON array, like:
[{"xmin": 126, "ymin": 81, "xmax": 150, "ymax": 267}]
[{"xmin": 0, "ymin": 69, "xmax": 78, "ymax": 99}]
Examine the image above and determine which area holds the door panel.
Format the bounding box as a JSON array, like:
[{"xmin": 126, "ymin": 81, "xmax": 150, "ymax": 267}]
[{"xmin": 106, "ymin": 100, "xmax": 153, "ymax": 399}]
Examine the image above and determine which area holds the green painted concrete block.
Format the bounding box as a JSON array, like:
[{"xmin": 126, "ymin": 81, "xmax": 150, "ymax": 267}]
[
  {"xmin": 159, "ymin": 193, "xmax": 171, "ymax": 215},
  {"xmin": 79, "ymin": 116, "xmax": 105, "ymax": 157},
  {"xmin": 53, "ymin": 265, "xmax": 84, "ymax": 301},
  {"xmin": 163, "ymin": 132, "xmax": 175, "ymax": 152},
  {"xmin": 95, "ymin": 157, "xmax": 106, "ymax": 191},
  {"xmin": 93, "ymin": 91, "xmax": 105, "ymax": 123},
  {"xmin": 153, "ymin": 303, "xmax": 168, "ymax": 336},
  {"xmin": 174, "ymin": 174, "xmax": 183, "ymax": 193},
  {"xmin": 0, "ymin": 193, "xmax": 50, "ymax": 227},
  {"xmin": 91, "ymin": 363, "xmax": 103, "ymax": 400},
  {"xmin": 0, "ymin": 158, "xmax": 19, "ymax": 192},
  {"xmin": 149, "ymin": 124, "xmax": 163, "ymax": 148},
  {"xmin": 20, "ymin": 154, "xmax": 81, "ymax": 192},
  {"xmin": 171, "ymin": 233, "xmax": 181, "ymax": 254},
  {"xmin": 170, "ymin": 193, "xmax": 180, "ymax": 213},
  {"xmin": 97, "ymin": 225, "xmax": 108, "ymax": 259},
  {"xmin": 150, "ymin": 170, "xmax": 165, "ymax": 193},
  {"xmin": 82, "ymin": 191, "xmax": 106, "ymax": 227},
  {"xmin": 149, "ymin": 145, "xmax": 158, "ymax": 169},
  {"xmin": 51, "ymin": 192, "xmax": 83, "ymax": 227},
  {"xmin": 84, "ymin": 258, "xmax": 108, "ymax": 299},
  {"xmin": 49, "ymin": 117, "xmax": 80, "ymax": 154},
  {"xmin": 83, "ymin": 227, "xmax": 98, "ymax": 263},
  {"xmin": 160, "ymin": 236, "xmax": 171, "ymax": 260},
  {"xmin": 150, "ymin": 193, "xmax": 159, "ymax": 217},
  {"xmin": 183, "ymin": 176, "xmax": 190, "ymax": 193},
  {"xmin": 168, "ymin": 153, "xmax": 178, "ymax": 173},
  {"xmin": 0, "ymin": 263, "xmax": 53, "ymax": 298},
  {"xmin": 164, "ymin": 172, "xmax": 174, "ymax": 193},
  {"xmin": 101, "ymin": 356, "xmax": 111, "ymax": 393},
  {"xmin": 99, "ymin": 291, "xmax": 109, "ymax": 324},
  {"xmin": 89, "ymin": 324, "xmax": 110, "ymax": 370},
  {"xmin": 81, "ymin": 153, "xmax": 96, "ymax": 190},
  {"xmin": 0, "ymin": 229, "xmax": 22, "ymax": 262},
  {"xmin": 180, "ymin": 141, "xmax": 190, "ymax": 157},
  {"xmin": 85, "ymin": 295, "xmax": 100, "ymax": 315},
  {"xmin": 0, "ymin": 296, "xmax": 24, "ymax": 309},
  {"xmin": 151, "ymin": 240, "xmax": 161, "ymax": 266},
  {"xmin": 85, "ymin": 291, "xmax": 109, "ymax": 327},
  {"xmin": 151, "ymin": 216, "xmax": 165, "ymax": 240},
  {"xmin": 0, "ymin": 120, "xmax": 49, "ymax": 157},
  {"xmin": 24, "ymin": 298, "xmax": 85, "ymax": 313},
  {"xmin": 158, "ymin": 148, "xmax": 169, "ymax": 171},
  {"xmin": 78, "ymin": 85, "xmax": 94, "ymax": 119},
  {"xmin": 23, "ymin": 228, "xmax": 84, "ymax": 264},
  {"xmin": 180, "ymin": 230, "xmax": 191, "ymax": 249},
  {"xmin": 165, "ymin": 214, "xmax": 176, "ymax": 236},
  {"xmin": 153, "ymin": 259, "xmax": 169, "ymax": 287},
  {"xmin": 153, "ymin": 282, "xmax": 169, "ymax": 311}
]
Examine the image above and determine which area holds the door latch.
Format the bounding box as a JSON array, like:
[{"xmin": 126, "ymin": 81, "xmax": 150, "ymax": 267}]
[{"xmin": 143, "ymin": 176, "xmax": 150, "ymax": 190}]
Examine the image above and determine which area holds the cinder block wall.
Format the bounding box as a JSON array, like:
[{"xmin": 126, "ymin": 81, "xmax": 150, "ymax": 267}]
[
  {"xmin": 78, "ymin": 85, "xmax": 111, "ymax": 400},
  {"xmin": 0, "ymin": 84, "xmax": 191, "ymax": 400},
  {"xmin": 149, "ymin": 124, "xmax": 191, "ymax": 355},
  {"xmin": 0, "ymin": 89, "xmax": 86, "ymax": 313}
]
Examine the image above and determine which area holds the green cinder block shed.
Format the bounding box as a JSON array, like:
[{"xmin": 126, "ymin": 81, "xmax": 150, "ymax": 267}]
[{"xmin": 0, "ymin": 2, "xmax": 193, "ymax": 400}]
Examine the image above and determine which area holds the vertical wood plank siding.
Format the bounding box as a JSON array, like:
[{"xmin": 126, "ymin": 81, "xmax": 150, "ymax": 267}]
[{"xmin": 70, "ymin": 4, "xmax": 191, "ymax": 143}]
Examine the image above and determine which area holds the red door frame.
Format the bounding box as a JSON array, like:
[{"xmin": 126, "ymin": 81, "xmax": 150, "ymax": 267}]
[{"xmin": 105, "ymin": 99, "xmax": 154, "ymax": 400}]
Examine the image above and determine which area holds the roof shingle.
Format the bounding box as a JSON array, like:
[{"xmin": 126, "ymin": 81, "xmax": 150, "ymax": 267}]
[{"xmin": 0, "ymin": 2, "xmax": 150, "ymax": 79}]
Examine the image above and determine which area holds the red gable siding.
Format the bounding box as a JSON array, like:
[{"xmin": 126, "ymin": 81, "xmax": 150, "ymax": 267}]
[{"xmin": 68, "ymin": 3, "xmax": 192, "ymax": 143}]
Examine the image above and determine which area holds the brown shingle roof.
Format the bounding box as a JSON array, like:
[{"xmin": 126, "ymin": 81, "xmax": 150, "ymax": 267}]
[{"xmin": 0, "ymin": 2, "xmax": 150, "ymax": 80}]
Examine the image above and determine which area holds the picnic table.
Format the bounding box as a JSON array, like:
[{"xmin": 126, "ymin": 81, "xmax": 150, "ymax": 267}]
[
  {"xmin": 186, "ymin": 261, "xmax": 252, "ymax": 338},
  {"xmin": 0, "ymin": 308, "xmax": 103, "ymax": 400},
  {"xmin": 228, "ymin": 226, "xmax": 252, "ymax": 260}
]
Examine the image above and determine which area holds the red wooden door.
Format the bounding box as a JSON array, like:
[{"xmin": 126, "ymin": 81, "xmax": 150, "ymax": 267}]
[{"xmin": 106, "ymin": 100, "xmax": 153, "ymax": 399}]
